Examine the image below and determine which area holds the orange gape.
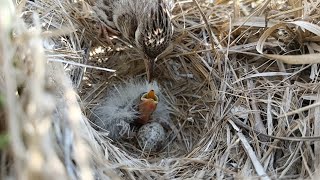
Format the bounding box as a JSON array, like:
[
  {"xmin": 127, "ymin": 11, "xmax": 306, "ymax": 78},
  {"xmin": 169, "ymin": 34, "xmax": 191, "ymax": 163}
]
[
  {"xmin": 137, "ymin": 90, "xmax": 158, "ymax": 124},
  {"xmin": 145, "ymin": 89, "xmax": 155, "ymax": 99}
]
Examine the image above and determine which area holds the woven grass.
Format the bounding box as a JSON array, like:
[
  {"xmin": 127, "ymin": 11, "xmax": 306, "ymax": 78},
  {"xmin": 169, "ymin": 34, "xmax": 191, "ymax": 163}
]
[{"xmin": 2, "ymin": 0, "xmax": 320, "ymax": 179}]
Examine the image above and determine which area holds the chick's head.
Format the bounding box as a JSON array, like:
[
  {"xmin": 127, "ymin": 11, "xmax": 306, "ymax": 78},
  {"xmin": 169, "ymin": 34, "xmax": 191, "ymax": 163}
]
[{"xmin": 137, "ymin": 90, "xmax": 159, "ymax": 124}]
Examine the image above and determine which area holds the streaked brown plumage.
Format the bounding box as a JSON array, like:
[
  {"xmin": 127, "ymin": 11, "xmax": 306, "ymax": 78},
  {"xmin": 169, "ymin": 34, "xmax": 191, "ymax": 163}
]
[{"xmin": 93, "ymin": 0, "xmax": 173, "ymax": 81}]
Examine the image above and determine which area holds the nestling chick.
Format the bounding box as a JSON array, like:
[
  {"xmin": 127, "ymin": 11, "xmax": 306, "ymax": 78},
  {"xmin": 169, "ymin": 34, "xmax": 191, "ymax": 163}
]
[
  {"xmin": 91, "ymin": 80, "xmax": 171, "ymax": 140},
  {"xmin": 92, "ymin": 0, "xmax": 174, "ymax": 81},
  {"xmin": 137, "ymin": 90, "xmax": 159, "ymax": 124}
]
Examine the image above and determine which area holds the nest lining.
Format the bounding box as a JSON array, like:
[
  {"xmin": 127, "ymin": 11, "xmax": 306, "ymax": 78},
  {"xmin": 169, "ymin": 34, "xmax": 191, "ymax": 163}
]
[{"xmin": 2, "ymin": 0, "xmax": 320, "ymax": 179}]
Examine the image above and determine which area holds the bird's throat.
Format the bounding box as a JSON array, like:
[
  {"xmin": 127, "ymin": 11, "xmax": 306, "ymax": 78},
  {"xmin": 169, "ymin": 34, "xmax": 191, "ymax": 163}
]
[{"xmin": 138, "ymin": 99, "xmax": 157, "ymax": 124}]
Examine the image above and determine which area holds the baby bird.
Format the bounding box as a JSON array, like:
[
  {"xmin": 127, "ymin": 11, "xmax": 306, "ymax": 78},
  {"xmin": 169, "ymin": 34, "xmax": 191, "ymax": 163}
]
[
  {"xmin": 93, "ymin": 0, "xmax": 174, "ymax": 81},
  {"xmin": 91, "ymin": 80, "xmax": 171, "ymax": 140},
  {"xmin": 137, "ymin": 90, "xmax": 159, "ymax": 124}
]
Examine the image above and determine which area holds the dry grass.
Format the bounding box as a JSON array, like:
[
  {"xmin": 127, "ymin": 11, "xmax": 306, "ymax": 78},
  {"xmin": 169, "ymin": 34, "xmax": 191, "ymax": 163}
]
[{"xmin": 2, "ymin": 0, "xmax": 320, "ymax": 179}]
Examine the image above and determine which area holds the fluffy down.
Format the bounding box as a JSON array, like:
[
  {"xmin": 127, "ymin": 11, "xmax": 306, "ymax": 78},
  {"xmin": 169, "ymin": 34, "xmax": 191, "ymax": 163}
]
[{"xmin": 91, "ymin": 80, "xmax": 171, "ymax": 140}]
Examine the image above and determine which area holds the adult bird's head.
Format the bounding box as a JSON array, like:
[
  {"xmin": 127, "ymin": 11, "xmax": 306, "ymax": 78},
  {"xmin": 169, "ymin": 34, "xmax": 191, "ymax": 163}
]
[
  {"xmin": 137, "ymin": 90, "xmax": 159, "ymax": 124},
  {"xmin": 94, "ymin": 0, "xmax": 173, "ymax": 82},
  {"xmin": 135, "ymin": 0, "xmax": 173, "ymax": 82}
]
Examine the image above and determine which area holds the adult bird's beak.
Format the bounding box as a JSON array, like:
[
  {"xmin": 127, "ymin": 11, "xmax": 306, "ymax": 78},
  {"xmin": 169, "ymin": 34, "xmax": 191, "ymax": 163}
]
[
  {"xmin": 137, "ymin": 90, "xmax": 159, "ymax": 124},
  {"xmin": 144, "ymin": 58, "xmax": 155, "ymax": 83}
]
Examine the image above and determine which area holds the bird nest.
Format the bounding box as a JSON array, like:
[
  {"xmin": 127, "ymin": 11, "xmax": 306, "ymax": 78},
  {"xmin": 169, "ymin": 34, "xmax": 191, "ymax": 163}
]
[{"xmin": 2, "ymin": 0, "xmax": 320, "ymax": 179}]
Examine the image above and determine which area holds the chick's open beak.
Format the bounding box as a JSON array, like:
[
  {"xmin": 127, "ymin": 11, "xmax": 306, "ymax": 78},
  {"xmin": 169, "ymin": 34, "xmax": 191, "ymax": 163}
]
[
  {"xmin": 144, "ymin": 58, "xmax": 154, "ymax": 83},
  {"xmin": 146, "ymin": 89, "xmax": 156, "ymax": 99},
  {"xmin": 137, "ymin": 90, "xmax": 159, "ymax": 124}
]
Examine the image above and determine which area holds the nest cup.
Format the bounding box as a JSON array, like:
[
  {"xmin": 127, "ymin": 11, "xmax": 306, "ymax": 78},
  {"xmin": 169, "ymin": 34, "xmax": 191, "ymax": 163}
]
[{"xmin": 3, "ymin": 0, "xmax": 320, "ymax": 179}]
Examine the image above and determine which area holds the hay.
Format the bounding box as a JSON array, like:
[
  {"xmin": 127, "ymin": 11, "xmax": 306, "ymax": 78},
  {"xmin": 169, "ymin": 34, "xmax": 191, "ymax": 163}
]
[{"xmin": 2, "ymin": 0, "xmax": 320, "ymax": 179}]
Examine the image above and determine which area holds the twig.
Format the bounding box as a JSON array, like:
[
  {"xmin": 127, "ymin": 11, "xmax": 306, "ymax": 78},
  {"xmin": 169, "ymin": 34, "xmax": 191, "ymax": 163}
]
[{"xmin": 229, "ymin": 121, "xmax": 270, "ymax": 180}]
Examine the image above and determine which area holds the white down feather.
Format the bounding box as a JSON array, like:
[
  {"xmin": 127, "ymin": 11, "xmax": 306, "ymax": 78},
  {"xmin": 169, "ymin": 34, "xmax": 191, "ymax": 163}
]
[{"xmin": 91, "ymin": 80, "xmax": 171, "ymax": 140}]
